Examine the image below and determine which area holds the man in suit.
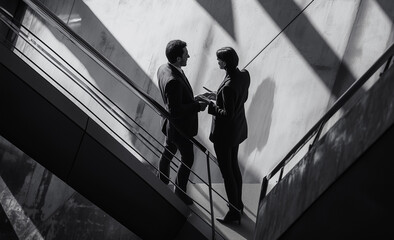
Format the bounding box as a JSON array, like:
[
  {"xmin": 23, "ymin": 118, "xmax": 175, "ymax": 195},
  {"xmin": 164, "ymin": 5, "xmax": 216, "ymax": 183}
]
[{"xmin": 157, "ymin": 40, "xmax": 207, "ymax": 205}]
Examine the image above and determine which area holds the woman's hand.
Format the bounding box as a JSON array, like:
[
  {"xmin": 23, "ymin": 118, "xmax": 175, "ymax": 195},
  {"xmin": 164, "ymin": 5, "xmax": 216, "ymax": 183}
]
[{"xmin": 196, "ymin": 92, "xmax": 216, "ymax": 102}]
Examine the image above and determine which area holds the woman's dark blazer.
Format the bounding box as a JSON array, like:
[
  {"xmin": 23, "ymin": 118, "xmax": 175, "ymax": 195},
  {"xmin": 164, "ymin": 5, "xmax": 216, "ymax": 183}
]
[
  {"xmin": 158, "ymin": 63, "xmax": 200, "ymax": 141},
  {"xmin": 208, "ymin": 68, "xmax": 250, "ymax": 146}
]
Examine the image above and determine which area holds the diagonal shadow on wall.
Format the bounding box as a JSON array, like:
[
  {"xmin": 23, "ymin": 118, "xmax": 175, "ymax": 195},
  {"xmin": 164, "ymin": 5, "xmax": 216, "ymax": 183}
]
[
  {"xmin": 376, "ymin": 0, "xmax": 394, "ymax": 49},
  {"xmin": 195, "ymin": 0, "xmax": 236, "ymax": 40},
  {"xmin": 257, "ymin": 0, "xmax": 363, "ymax": 99},
  {"xmin": 376, "ymin": 0, "xmax": 394, "ymax": 24}
]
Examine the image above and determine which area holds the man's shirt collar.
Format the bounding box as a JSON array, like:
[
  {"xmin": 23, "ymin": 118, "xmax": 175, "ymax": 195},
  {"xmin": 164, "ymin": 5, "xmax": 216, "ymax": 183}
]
[{"xmin": 169, "ymin": 62, "xmax": 183, "ymax": 74}]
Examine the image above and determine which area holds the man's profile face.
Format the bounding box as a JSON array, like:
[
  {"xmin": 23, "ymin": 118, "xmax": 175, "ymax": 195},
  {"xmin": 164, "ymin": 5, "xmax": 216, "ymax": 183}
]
[
  {"xmin": 217, "ymin": 58, "xmax": 226, "ymax": 69},
  {"xmin": 180, "ymin": 47, "xmax": 190, "ymax": 67}
]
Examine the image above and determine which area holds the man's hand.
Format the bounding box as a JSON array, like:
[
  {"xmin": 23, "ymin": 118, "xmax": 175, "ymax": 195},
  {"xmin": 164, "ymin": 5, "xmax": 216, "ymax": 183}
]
[{"xmin": 198, "ymin": 101, "xmax": 208, "ymax": 111}]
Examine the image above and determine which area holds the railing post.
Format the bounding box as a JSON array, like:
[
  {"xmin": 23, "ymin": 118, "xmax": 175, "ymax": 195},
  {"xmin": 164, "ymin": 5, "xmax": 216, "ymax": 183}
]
[
  {"xmin": 310, "ymin": 121, "xmax": 326, "ymax": 151},
  {"xmin": 380, "ymin": 55, "xmax": 393, "ymax": 76},
  {"xmin": 206, "ymin": 151, "xmax": 215, "ymax": 240},
  {"xmin": 278, "ymin": 167, "xmax": 284, "ymax": 182},
  {"xmin": 259, "ymin": 176, "xmax": 269, "ymax": 203}
]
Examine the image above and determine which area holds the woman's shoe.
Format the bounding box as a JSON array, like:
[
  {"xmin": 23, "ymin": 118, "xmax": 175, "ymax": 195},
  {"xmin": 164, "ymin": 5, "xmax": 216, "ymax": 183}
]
[{"xmin": 216, "ymin": 211, "xmax": 241, "ymax": 225}]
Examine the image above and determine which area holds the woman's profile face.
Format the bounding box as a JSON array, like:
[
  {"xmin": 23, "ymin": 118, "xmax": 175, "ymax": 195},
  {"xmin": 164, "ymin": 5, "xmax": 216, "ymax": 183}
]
[{"xmin": 217, "ymin": 58, "xmax": 226, "ymax": 70}]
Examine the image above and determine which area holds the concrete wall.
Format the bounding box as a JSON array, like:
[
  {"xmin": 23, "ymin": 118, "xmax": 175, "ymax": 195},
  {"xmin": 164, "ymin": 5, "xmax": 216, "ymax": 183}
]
[{"xmin": 17, "ymin": 0, "xmax": 394, "ymax": 185}]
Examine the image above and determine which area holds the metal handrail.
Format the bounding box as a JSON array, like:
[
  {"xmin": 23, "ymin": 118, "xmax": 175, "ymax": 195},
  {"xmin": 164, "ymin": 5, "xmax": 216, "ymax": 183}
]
[
  {"xmin": 1, "ymin": 3, "xmax": 226, "ymax": 238},
  {"xmin": 260, "ymin": 43, "xmax": 394, "ymax": 200}
]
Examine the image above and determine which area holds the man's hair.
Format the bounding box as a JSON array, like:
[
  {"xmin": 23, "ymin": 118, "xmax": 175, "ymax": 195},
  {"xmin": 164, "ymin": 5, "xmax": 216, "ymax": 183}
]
[
  {"xmin": 166, "ymin": 40, "xmax": 187, "ymax": 63},
  {"xmin": 216, "ymin": 47, "xmax": 239, "ymax": 70}
]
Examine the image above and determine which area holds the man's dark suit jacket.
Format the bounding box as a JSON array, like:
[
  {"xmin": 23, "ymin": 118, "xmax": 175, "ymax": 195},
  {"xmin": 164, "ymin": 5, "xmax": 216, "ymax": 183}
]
[
  {"xmin": 158, "ymin": 63, "xmax": 200, "ymax": 141},
  {"xmin": 208, "ymin": 68, "xmax": 250, "ymax": 146}
]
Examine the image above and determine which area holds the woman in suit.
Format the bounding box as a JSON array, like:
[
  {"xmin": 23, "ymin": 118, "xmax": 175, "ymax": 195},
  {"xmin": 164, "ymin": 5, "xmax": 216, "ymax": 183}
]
[{"xmin": 206, "ymin": 47, "xmax": 250, "ymax": 224}]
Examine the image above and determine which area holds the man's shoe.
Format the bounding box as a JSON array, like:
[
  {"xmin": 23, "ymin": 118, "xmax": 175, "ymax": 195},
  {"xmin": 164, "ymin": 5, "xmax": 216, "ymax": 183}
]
[
  {"xmin": 157, "ymin": 171, "xmax": 169, "ymax": 185},
  {"xmin": 175, "ymin": 188, "xmax": 193, "ymax": 205},
  {"xmin": 227, "ymin": 202, "xmax": 244, "ymax": 215},
  {"xmin": 216, "ymin": 211, "xmax": 241, "ymax": 225}
]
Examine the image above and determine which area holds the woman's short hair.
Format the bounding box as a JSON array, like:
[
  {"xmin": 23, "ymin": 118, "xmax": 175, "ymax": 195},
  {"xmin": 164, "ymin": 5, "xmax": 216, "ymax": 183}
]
[
  {"xmin": 166, "ymin": 40, "xmax": 187, "ymax": 63},
  {"xmin": 216, "ymin": 47, "xmax": 239, "ymax": 70}
]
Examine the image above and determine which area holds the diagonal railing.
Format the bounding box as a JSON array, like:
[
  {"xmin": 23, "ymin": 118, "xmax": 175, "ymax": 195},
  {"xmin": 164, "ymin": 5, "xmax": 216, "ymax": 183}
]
[
  {"xmin": 0, "ymin": 1, "xmax": 244, "ymax": 239},
  {"xmin": 258, "ymin": 42, "xmax": 394, "ymax": 203}
]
